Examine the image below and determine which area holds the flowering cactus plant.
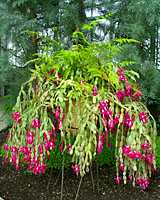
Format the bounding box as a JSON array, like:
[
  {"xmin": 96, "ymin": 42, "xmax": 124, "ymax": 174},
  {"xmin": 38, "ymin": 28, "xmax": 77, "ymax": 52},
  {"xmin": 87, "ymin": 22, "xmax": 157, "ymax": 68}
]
[{"xmin": 3, "ymin": 24, "xmax": 157, "ymax": 190}]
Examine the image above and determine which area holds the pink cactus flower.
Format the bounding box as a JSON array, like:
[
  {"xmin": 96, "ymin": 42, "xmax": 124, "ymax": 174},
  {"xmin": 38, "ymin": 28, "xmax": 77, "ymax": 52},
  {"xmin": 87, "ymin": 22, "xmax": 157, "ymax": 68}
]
[
  {"xmin": 103, "ymin": 117, "xmax": 108, "ymax": 126},
  {"xmin": 60, "ymin": 141, "xmax": 64, "ymax": 150},
  {"xmin": 19, "ymin": 145, "xmax": 26, "ymax": 153},
  {"xmin": 31, "ymin": 118, "xmax": 42, "ymax": 128},
  {"xmin": 114, "ymin": 177, "xmax": 121, "ymax": 185},
  {"xmin": 93, "ymin": 86, "xmax": 98, "ymax": 96},
  {"xmin": 79, "ymin": 79, "xmax": 84, "ymax": 86},
  {"xmin": 122, "ymin": 144, "xmax": 131, "ymax": 154},
  {"xmin": 114, "ymin": 114, "xmax": 120, "ymax": 124},
  {"xmin": 141, "ymin": 141, "xmax": 151, "ymax": 150},
  {"xmin": 139, "ymin": 112, "xmax": 149, "ymax": 123},
  {"xmin": 109, "ymin": 118, "xmax": 115, "ymax": 130},
  {"xmin": 3, "ymin": 144, "xmax": 9, "ymax": 151},
  {"xmin": 120, "ymin": 162, "xmax": 124, "ymax": 172},
  {"xmin": 127, "ymin": 151, "xmax": 135, "ymax": 159},
  {"xmin": 118, "ymin": 71, "xmax": 126, "ymax": 81},
  {"xmin": 115, "ymin": 90, "xmax": 125, "ymax": 102},
  {"xmin": 11, "ymin": 146, "xmax": 18, "ymax": 153},
  {"xmin": 97, "ymin": 141, "xmax": 103, "ymax": 154},
  {"xmin": 5, "ymin": 155, "xmax": 8, "ymax": 164},
  {"xmin": 141, "ymin": 183, "xmax": 147, "ymax": 189},
  {"xmin": 68, "ymin": 144, "xmax": 72, "ymax": 154},
  {"xmin": 136, "ymin": 177, "xmax": 143, "ymax": 184},
  {"xmin": 72, "ymin": 165, "xmax": 80, "ymax": 173},
  {"xmin": 128, "ymin": 175, "xmax": 132, "ymax": 182},
  {"xmin": 11, "ymin": 112, "xmax": 21, "ymax": 122},
  {"xmin": 34, "ymin": 74, "xmax": 37, "ymax": 79},
  {"xmin": 39, "ymin": 144, "xmax": 43, "ymax": 154},
  {"xmin": 134, "ymin": 151, "xmax": 141, "ymax": 160},
  {"xmin": 55, "ymin": 108, "xmax": 60, "ymax": 119},
  {"xmin": 142, "ymin": 154, "xmax": 147, "ymax": 163},
  {"xmin": 57, "ymin": 119, "xmax": 63, "ymax": 129},
  {"xmin": 49, "ymin": 68, "xmax": 55, "ymax": 74},
  {"xmin": 124, "ymin": 113, "xmax": 134, "ymax": 128}
]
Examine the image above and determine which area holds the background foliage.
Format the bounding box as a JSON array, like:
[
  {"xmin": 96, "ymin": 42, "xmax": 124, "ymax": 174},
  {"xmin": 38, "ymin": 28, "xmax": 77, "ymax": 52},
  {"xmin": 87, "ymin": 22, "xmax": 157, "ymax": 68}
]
[{"xmin": 0, "ymin": 0, "xmax": 160, "ymax": 126}]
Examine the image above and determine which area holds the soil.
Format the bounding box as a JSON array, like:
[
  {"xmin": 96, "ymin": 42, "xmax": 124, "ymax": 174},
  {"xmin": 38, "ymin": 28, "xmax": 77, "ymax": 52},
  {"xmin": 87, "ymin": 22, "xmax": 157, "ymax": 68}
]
[{"xmin": 0, "ymin": 129, "xmax": 160, "ymax": 200}]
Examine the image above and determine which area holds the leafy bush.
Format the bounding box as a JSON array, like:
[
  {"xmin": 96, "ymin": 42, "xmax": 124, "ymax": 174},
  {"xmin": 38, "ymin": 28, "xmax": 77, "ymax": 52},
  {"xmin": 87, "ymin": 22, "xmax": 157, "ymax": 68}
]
[
  {"xmin": 2, "ymin": 19, "xmax": 157, "ymax": 190},
  {"xmin": 156, "ymin": 136, "xmax": 160, "ymax": 168}
]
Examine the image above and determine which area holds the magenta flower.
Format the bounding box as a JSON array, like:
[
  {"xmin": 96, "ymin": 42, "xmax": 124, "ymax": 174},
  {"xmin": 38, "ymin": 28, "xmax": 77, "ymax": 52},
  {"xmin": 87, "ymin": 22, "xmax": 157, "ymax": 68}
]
[
  {"xmin": 19, "ymin": 145, "xmax": 26, "ymax": 153},
  {"xmin": 103, "ymin": 117, "xmax": 108, "ymax": 126},
  {"xmin": 136, "ymin": 177, "xmax": 143, "ymax": 184},
  {"xmin": 97, "ymin": 141, "xmax": 103, "ymax": 154},
  {"xmin": 57, "ymin": 119, "xmax": 63, "ymax": 129},
  {"xmin": 99, "ymin": 101, "xmax": 108, "ymax": 110},
  {"xmin": 49, "ymin": 139, "xmax": 56, "ymax": 148},
  {"xmin": 16, "ymin": 163, "xmax": 19, "ymax": 171},
  {"xmin": 68, "ymin": 144, "xmax": 72, "ymax": 154},
  {"xmin": 141, "ymin": 141, "xmax": 151, "ymax": 150},
  {"xmin": 114, "ymin": 114, "xmax": 120, "ymax": 124},
  {"xmin": 34, "ymin": 74, "xmax": 37, "ymax": 79},
  {"xmin": 124, "ymin": 113, "xmax": 134, "ymax": 128},
  {"xmin": 3, "ymin": 144, "xmax": 9, "ymax": 151},
  {"xmin": 11, "ymin": 153, "xmax": 17, "ymax": 164},
  {"xmin": 23, "ymin": 154, "xmax": 31, "ymax": 163},
  {"xmin": 5, "ymin": 155, "xmax": 8, "ymax": 164},
  {"xmin": 141, "ymin": 183, "xmax": 146, "ymax": 190},
  {"xmin": 93, "ymin": 86, "xmax": 98, "ymax": 96},
  {"xmin": 114, "ymin": 177, "xmax": 121, "ymax": 185},
  {"xmin": 53, "ymin": 74, "xmax": 63, "ymax": 85},
  {"xmin": 142, "ymin": 154, "xmax": 147, "ymax": 163},
  {"xmin": 134, "ymin": 151, "xmax": 141, "ymax": 160},
  {"xmin": 11, "ymin": 146, "xmax": 18, "ymax": 153},
  {"xmin": 126, "ymin": 81, "xmax": 131, "ymax": 94},
  {"xmin": 39, "ymin": 163, "xmax": 46, "ymax": 173},
  {"xmin": 118, "ymin": 71, "xmax": 126, "ymax": 81},
  {"xmin": 39, "ymin": 144, "xmax": 43, "ymax": 154},
  {"xmin": 60, "ymin": 141, "xmax": 64, "ymax": 150},
  {"xmin": 143, "ymin": 178, "xmax": 150, "ymax": 186},
  {"xmin": 109, "ymin": 118, "xmax": 115, "ymax": 130},
  {"xmin": 55, "ymin": 108, "xmax": 60, "ymax": 120},
  {"xmin": 127, "ymin": 151, "xmax": 135, "ymax": 159},
  {"xmin": 33, "ymin": 165, "xmax": 40, "ymax": 174},
  {"xmin": 31, "ymin": 118, "xmax": 42, "ymax": 128},
  {"xmin": 79, "ymin": 79, "xmax": 84, "ymax": 86},
  {"xmin": 35, "ymin": 85, "xmax": 39, "ymax": 95},
  {"xmin": 49, "ymin": 68, "xmax": 55, "ymax": 74},
  {"xmin": 122, "ymin": 144, "xmax": 131, "ymax": 154},
  {"xmin": 27, "ymin": 136, "xmax": 34, "ymax": 145},
  {"xmin": 72, "ymin": 165, "xmax": 80, "ymax": 173},
  {"xmin": 146, "ymin": 153, "xmax": 153, "ymax": 165},
  {"xmin": 139, "ymin": 112, "xmax": 149, "ymax": 123},
  {"xmin": 11, "ymin": 112, "xmax": 21, "ymax": 122},
  {"xmin": 28, "ymin": 163, "xmax": 32, "ymax": 171},
  {"xmin": 120, "ymin": 162, "xmax": 124, "ymax": 172},
  {"xmin": 43, "ymin": 77, "xmax": 47, "ymax": 83},
  {"xmin": 115, "ymin": 90, "xmax": 125, "ymax": 102},
  {"xmin": 128, "ymin": 176, "xmax": 132, "ymax": 182},
  {"xmin": 105, "ymin": 127, "xmax": 108, "ymax": 135}
]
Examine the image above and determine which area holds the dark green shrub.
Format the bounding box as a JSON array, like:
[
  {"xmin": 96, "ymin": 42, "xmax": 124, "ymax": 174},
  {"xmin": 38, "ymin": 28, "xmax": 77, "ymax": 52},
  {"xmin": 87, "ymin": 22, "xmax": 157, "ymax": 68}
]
[{"xmin": 156, "ymin": 136, "xmax": 160, "ymax": 168}]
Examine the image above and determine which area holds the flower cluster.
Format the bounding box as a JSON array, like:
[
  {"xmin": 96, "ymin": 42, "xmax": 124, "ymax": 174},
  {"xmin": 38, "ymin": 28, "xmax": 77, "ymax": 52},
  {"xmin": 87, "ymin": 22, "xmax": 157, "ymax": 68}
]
[
  {"xmin": 11, "ymin": 112, "xmax": 21, "ymax": 123},
  {"xmin": 136, "ymin": 177, "xmax": 150, "ymax": 190},
  {"xmin": 116, "ymin": 68, "xmax": 143, "ymax": 103}
]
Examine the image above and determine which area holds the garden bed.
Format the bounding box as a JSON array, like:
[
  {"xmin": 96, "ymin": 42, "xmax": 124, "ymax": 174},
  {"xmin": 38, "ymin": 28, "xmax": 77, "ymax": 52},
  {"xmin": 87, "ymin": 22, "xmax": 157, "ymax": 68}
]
[{"xmin": 0, "ymin": 129, "xmax": 160, "ymax": 200}]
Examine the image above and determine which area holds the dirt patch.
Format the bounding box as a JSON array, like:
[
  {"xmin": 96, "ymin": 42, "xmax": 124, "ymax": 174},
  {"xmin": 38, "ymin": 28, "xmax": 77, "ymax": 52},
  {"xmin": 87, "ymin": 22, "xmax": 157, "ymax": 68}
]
[{"xmin": 0, "ymin": 130, "xmax": 160, "ymax": 200}]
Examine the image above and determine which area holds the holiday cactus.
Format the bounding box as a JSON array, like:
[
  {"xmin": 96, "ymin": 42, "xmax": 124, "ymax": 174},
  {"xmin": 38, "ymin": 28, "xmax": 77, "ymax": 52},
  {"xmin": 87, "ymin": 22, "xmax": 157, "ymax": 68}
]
[{"xmin": 3, "ymin": 21, "xmax": 157, "ymax": 190}]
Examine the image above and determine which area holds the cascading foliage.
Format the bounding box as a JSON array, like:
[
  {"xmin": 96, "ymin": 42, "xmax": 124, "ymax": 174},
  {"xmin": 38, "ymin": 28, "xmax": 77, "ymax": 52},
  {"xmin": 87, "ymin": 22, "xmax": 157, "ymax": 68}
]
[{"xmin": 3, "ymin": 21, "xmax": 157, "ymax": 190}]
